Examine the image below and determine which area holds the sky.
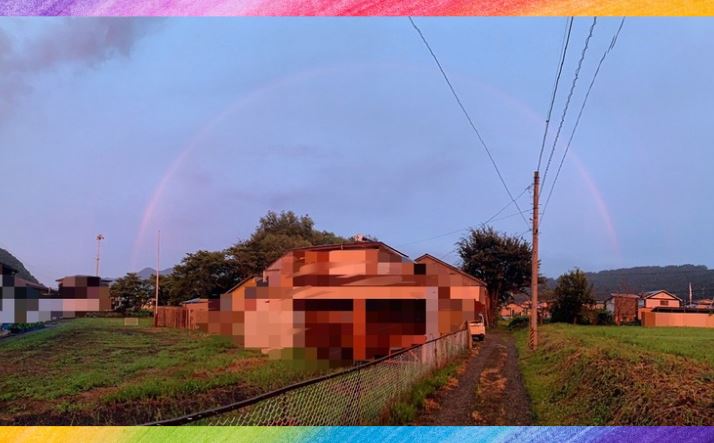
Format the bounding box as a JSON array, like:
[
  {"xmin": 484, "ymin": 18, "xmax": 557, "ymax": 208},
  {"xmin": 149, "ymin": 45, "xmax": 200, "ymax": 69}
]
[{"xmin": 2, "ymin": 17, "xmax": 713, "ymax": 287}]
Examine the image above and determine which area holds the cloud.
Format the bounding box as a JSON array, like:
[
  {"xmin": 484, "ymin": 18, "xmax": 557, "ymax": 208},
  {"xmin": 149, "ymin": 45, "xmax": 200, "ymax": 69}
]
[{"xmin": 0, "ymin": 18, "xmax": 161, "ymax": 113}]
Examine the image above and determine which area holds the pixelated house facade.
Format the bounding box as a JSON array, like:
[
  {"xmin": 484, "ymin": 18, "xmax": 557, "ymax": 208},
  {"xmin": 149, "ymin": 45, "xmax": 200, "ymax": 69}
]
[
  {"xmin": 55, "ymin": 275, "xmax": 112, "ymax": 313},
  {"xmin": 0, "ymin": 265, "xmax": 111, "ymax": 323},
  {"xmin": 1, "ymin": 263, "xmax": 46, "ymax": 323},
  {"xmin": 209, "ymin": 242, "xmax": 488, "ymax": 362}
]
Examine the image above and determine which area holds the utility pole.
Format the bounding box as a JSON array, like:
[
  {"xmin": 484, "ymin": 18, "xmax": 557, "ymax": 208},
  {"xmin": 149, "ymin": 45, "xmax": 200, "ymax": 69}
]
[
  {"xmin": 95, "ymin": 234, "xmax": 104, "ymax": 277},
  {"xmin": 155, "ymin": 230, "xmax": 161, "ymax": 320},
  {"xmin": 529, "ymin": 171, "xmax": 540, "ymax": 351}
]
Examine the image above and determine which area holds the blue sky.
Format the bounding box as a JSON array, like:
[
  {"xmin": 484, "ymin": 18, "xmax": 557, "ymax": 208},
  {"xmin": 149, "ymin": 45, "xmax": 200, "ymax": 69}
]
[{"xmin": 2, "ymin": 18, "xmax": 713, "ymax": 286}]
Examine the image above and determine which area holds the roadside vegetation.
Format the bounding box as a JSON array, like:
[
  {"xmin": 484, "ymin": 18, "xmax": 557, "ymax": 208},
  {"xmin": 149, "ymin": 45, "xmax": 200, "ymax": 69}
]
[
  {"xmin": 0, "ymin": 318, "xmax": 328, "ymax": 425},
  {"xmin": 514, "ymin": 324, "xmax": 714, "ymax": 425},
  {"xmin": 386, "ymin": 354, "xmax": 468, "ymax": 424}
]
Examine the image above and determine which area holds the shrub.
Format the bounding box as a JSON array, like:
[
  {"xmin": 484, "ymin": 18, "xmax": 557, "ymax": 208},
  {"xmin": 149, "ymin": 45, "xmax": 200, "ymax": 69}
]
[
  {"xmin": 389, "ymin": 401, "xmax": 417, "ymax": 425},
  {"xmin": 508, "ymin": 316, "xmax": 530, "ymax": 330},
  {"xmin": 7, "ymin": 322, "xmax": 45, "ymax": 334},
  {"xmin": 596, "ymin": 310, "xmax": 614, "ymax": 325}
]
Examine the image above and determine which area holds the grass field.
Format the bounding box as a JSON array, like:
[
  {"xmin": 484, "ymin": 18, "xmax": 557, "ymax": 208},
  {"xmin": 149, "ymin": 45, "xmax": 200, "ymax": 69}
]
[
  {"xmin": 514, "ymin": 324, "xmax": 714, "ymax": 425},
  {"xmin": 0, "ymin": 318, "xmax": 327, "ymax": 425}
]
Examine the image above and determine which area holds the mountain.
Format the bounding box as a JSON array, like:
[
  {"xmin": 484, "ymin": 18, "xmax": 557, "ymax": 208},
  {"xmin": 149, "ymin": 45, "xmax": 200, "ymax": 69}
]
[
  {"xmin": 0, "ymin": 248, "xmax": 40, "ymax": 284},
  {"xmin": 546, "ymin": 265, "xmax": 714, "ymax": 301},
  {"xmin": 136, "ymin": 267, "xmax": 174, "ymax": 280}
]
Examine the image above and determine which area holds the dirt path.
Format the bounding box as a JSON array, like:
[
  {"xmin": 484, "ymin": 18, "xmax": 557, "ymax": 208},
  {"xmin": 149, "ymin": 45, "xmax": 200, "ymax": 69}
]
[{"xmin": 415, "ymin": 329, "xmax": 533, "ymax": 425}]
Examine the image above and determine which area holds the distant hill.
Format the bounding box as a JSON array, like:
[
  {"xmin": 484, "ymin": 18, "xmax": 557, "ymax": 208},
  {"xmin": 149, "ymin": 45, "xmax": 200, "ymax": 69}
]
[
  {"xmin": 136, "ymin": 267, "xmax": 174, "ymax": 280},
  {"xmin": 0, "ymin": 248, "xmax": 40, "ymax": 284},
  {"xmin": 546, "ymin": 265, "xmax": 714, "ymax": 301}
]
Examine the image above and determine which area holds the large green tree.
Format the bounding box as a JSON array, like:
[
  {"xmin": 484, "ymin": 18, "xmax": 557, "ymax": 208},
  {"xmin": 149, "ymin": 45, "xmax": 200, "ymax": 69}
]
[
  {"xmin": 457, "ymin": 226, "xmax": 533, "ymax": 324},
  {"xmin": 226, "ymin": 210, "xmax": 347, "ymax": 278},
  {"xmin": 157, "ymin": 211, "xmax": 348, "ymax": 306},
  {"xmin": 165, "ymin": 250, "xmax": 239, "ymax": 303},
  {"xmin": 111, "ymin": 272, "xmax": 151, "ymax": 312},
  {"xmin": 145, "ymin": 273, "xmax": 180, "ymax": 307},
  {"xmin": 550, "ymin": 268, "xmax": 595, "ymax": 324}
]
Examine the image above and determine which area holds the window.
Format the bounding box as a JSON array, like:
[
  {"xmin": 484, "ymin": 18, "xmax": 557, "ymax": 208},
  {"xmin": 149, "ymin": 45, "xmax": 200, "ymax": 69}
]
[
  {"xmin": 660, "ymin": 300, "xmax": 669, "ymax": 306},
  {"xmin": 414, "ymin": 263, "xmax": 426, "ymax": 275}
]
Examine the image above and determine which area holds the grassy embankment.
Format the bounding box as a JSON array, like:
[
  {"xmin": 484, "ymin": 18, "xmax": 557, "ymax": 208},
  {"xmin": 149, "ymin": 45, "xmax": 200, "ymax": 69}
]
[
  {"xmin": 0, "ymin": 318, "xmax": 328, "ymax": 425},
  {"xmin": 514, "ymin": 324, "xmax": 714, "ymax": 425}
]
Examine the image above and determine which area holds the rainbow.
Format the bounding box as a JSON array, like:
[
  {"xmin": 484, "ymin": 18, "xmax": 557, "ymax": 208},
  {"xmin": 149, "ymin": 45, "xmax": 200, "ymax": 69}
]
[{"xmin": 130, "ymin": 61, "xmax": 621, "ymax": 270}]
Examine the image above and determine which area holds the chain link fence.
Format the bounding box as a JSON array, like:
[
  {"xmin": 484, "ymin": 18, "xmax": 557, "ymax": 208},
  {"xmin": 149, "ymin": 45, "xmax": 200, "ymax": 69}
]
[{"xmin": 147, "ymin": 328, "xmax": 470, "ymax": 426}]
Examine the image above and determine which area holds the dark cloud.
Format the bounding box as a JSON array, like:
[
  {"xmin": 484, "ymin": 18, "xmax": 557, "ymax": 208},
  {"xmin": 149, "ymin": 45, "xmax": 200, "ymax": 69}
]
[{"xmin": 0, "ymin": 18, "xmax": 161, "ymax": 114}]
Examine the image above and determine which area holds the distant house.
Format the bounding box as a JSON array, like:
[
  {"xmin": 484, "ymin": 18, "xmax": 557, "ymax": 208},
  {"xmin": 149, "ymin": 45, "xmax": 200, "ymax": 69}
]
[
  {"xmin": 55, "ymin": 275, "xmax": 112, "ymax": 313},
  {"xmin": 499, "ymin": 293, "xmax": 530, "ymax": 319},
  {"xmin": 605, "ymin": 293, "xmax": 639, "ymax": 325},
  {"xmin": 1, "ymin": 263, "xmax": 45, "ymax": 323},
  {"xmin": 0, "ymin": 267, "xmax": 112, "ymax": 324},
  {"xmin": 691, "ymin": 299, "xmax": 713, "ymax": 310},
  {"xmin": 637, "ymin": 290, "xmax": 682, "ymax": 319},
  {"xmin": 499, "ymin": 302, "xmax": 526, "ymax": 319},
  {"xmin": 498, "ymin": 293, "xmax": 551, "ymax": 321}
]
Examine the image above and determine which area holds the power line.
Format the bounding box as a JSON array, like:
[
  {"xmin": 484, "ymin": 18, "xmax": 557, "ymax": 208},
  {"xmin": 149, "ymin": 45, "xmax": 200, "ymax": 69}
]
[
  {"xmin": 542, "ymin": 18, "xmax": 626, "ymax": 221},
  {"xmin": 540, "ymin": 17, "xmax": 598, "ymax": 193},
  {"xmin": 537, "ymin": 17, "xmax": 574, "ymax": 173},
  {"xmin": 408, "ymin": 17, "xmax": 529, "ymax": 230},
  {"xmin": 396, "ymin": 184, "xmax": 532, "ymax": 248}
]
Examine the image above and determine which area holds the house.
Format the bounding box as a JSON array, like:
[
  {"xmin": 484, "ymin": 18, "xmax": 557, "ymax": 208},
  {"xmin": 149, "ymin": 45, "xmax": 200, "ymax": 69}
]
[
  {"xmin": 605, "ymin": 293, "xmax": 639, "ymax": 325},
  {"xmin": 690, "ymin": 298, "xmax": 713, "ymax": 310},
  {"xmin": 499, "ymin": 302, "xmax": 526, "ymax": 319},
  {"xmin": 499, "ymin": 293, "xmax": 531, "ymax": 319},
  {"xmin": 637, "ymin": 290, "xmax": 682, "ymax": 319},
  {"xmin": 1, "ymin": 267, "xmax": 112, "ymax": 324},
  {"xmin": 55, "ymin": 275, "xmax": 112, "ymax": 314},
  {"xmin": 1, "ymin": 263, "xmax": 44, "ymax": 323},
  {"xmin": 205, "ymin": 241, "xmax": 488, "ymax": 363}
]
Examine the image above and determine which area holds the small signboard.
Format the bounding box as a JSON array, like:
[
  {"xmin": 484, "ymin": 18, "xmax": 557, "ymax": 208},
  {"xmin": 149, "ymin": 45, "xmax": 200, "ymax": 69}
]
[{"xmin": 123, "ymin": 317, "xmax": 140, "ymax": 327}]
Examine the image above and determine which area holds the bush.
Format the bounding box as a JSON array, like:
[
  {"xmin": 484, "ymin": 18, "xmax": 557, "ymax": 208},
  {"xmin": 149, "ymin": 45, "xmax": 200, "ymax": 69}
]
[
  {"xmin": 79, "ymin": 311, "xmax": 124, "ymax": 318},
  {"xmin": 596, "ymin": 310, "xmax": 614, "ymax": 325},
  {"xmin": 508, "ymin": 316, "xmax": 530, "ymax": 330},
  {"xmin": 6, "ymin": 322, "xmax": 45, "ymax": 334},
  {"xmin": 389, "ymin": 401, "xmax": 417, "ymax": 425}
]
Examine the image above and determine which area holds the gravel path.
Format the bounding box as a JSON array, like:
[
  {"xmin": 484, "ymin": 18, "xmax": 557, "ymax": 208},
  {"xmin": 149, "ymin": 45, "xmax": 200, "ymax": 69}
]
[{"xmin": 415, "ymin": 329, "xmax": 533, "ymax": 425}]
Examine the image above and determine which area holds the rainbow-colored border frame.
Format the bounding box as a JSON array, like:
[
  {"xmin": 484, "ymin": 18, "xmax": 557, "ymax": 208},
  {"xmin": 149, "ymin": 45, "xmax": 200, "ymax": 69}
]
[
  {"xmin": 2, "ymin": 426, "xmax": 714, "ymax": 442},
  {"xmin": 0, "ymin": 0, "xmax": 713, "ymax": 15},
  {"xmin": 2, "ymin": 0, "xmax": 712, "ymax": 440}
]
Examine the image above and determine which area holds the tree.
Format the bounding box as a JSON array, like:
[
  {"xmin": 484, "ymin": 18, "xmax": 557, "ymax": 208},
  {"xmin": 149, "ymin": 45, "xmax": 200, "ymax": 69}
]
[
  {"xmin": 155, "ymin": 211, "xmax": 348, "ymax": 306},
  {"xmin": 226, "ymin": 210, "xmax": 348, "ymax": 278},
  {"xmin": 550, "ymin": 268, "xmax": 595, "ymax": 324},
  {"xmin": 457, "ymin": 226, "xmax": 532, "ymax": 324},
  {"xmin": 145, "ymin": 273, "xmax": 179, "ymax": 307},
  {"xmin": 111, "ymin": 273, "xmax": 151, "ymax": 313},
  {"xmin": 165, "ymin": 250, "xmax": 238, "ymax": 304}
]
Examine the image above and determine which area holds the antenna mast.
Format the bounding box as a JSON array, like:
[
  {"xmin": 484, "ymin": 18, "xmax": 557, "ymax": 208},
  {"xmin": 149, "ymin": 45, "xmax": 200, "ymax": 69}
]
[{"xmin": 95, "ymin": 234, "xmax": 104, "ymax": 277}]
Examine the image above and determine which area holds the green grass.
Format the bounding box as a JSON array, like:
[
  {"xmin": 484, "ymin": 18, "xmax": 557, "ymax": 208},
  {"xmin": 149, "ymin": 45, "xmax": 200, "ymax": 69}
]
[
  {"xmin": 386, "ymin": 354, "xmax": 467, "ymax": 425},
  {"xmin": 514, "ymin": 324, "xmax": 714, "ymax": 425},
  {"xmin": 0, "ymin": 318, "xmax": 326, "ymax": 425}
]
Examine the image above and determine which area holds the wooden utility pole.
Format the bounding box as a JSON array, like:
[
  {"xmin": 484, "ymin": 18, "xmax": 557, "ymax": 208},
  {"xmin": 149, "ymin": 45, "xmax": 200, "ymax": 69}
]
[
  {"xmin": 155, "ymin": 230, "xmax": 160, "ymax": 322},
  {"xmin": 529, "ymin": 171, "xmax": 539, "ymax": 351}
]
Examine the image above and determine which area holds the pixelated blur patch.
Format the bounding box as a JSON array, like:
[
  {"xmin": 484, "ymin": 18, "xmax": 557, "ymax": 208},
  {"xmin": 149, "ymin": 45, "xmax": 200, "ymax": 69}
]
[{"xmin": 157, "ymin": 241, "xmax": 489, "ymax": 367}]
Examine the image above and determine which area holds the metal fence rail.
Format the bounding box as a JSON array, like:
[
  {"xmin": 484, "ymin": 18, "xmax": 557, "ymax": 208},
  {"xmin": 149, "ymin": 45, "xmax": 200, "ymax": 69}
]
[{"xmin": 147, "ymin": 328, "xmax": 470, "ymax": 426}]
